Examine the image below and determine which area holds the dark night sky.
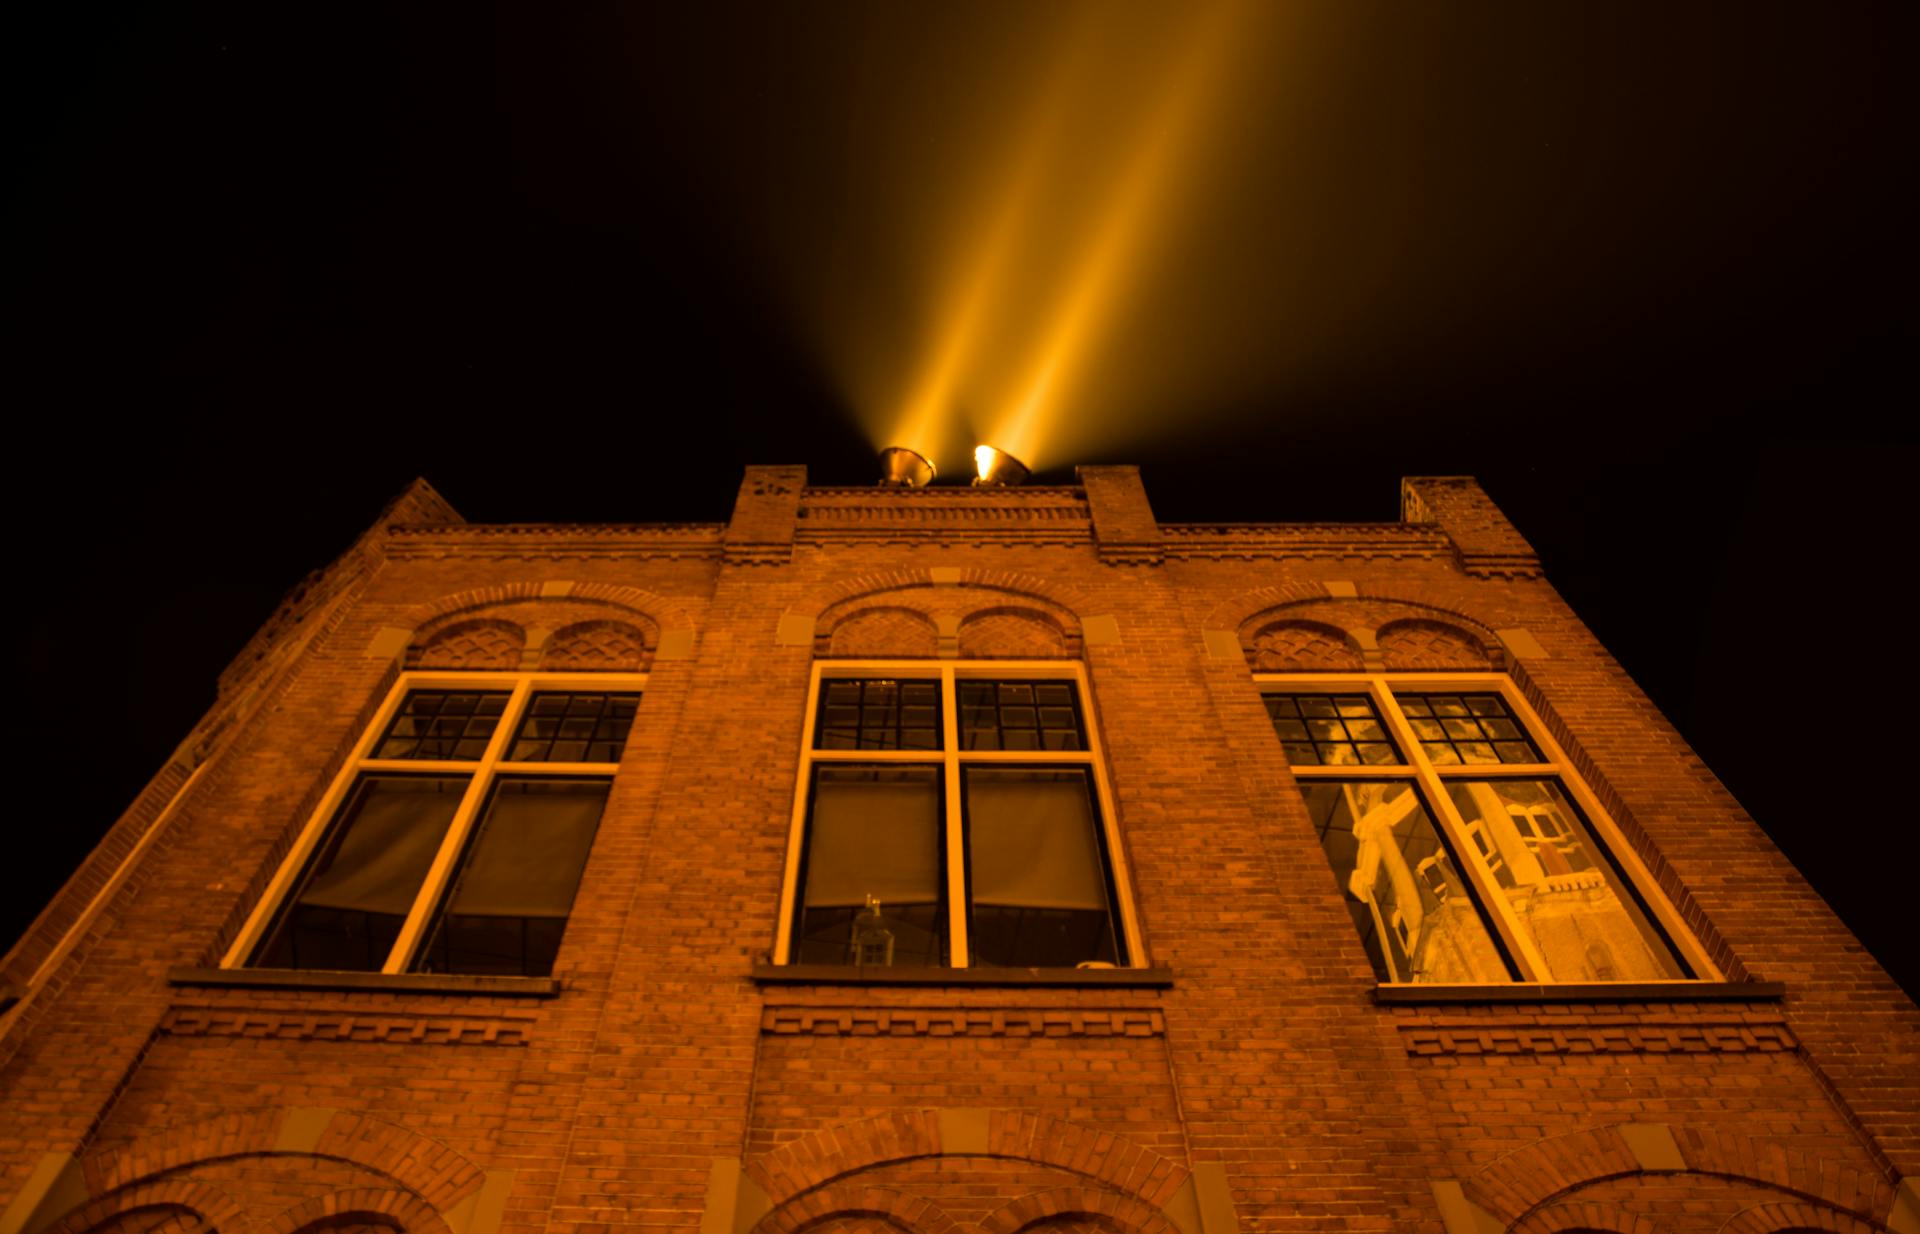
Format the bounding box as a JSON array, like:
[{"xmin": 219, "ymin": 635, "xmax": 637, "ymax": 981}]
[{"xmin": 5, "ymin": 4, "xmax": 1913, "ymax": 995}]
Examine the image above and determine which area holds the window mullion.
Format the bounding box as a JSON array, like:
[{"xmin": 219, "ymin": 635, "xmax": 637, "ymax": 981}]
[
  {"xmin": 941, "ymin": 665, "xmax": 969, "ymax": 967},
  {"xmin": 1375, "ymin": 680, "xmax": 1549, "ymax": 982},
  {"xmin": 380, "ymin": 676, "xmax": 534, "ymax": 974}
]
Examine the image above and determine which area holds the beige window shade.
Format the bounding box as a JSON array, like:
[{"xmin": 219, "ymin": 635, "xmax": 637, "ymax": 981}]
[
  {"xmin": 966, "ymin": 769, "xmax": 1108, "ymax": 910},
  {"xmin": 299, "ymin": 777, "xmax": 465, "ymax": 916},
  {"xmin": 445, "ymin": 780, "xmax": 611, "ymax": 919},
  {"xmin": 802, "ymin": 771, "xmax": 942, "ymax": 908}
]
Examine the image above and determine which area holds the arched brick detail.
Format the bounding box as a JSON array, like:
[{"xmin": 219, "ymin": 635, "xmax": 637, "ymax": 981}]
[
  {"xmin": 957, "ymin": 608, "xmax": 1071, "ymax": 659},
  {"xmin": 984, "ymin": 1112, "xmax": 1190, "ymax": 1208},
  {"xmin": 801, "ymin": 569, "xmax": 1096, "ymax": 624},
  {"xmin": 1211, "ymin": 584, "xmax": 1505, "ymax": 657},
  {"xmin": 1466, "ymin": 1124, "xmax": 1893, "ymax": 1229},
  {"xmin": 812, "ymin": 588, "xmax": 1084, "ymax": 659},
  {"xmin": 1376, "ymin": 618, "xmax": 1493, "ymax": 670},
  {"xmin": 262, "ymin": 1189, "xmax": 452, "ymax": 1234},
  {"xmin": 80, "ymin": 1110, "xmax": 485, "ymax": 1217},
  {"xmin": 744, "ymin": 1112, "xmax": 1185, "ymax": 1212},
  {"xmin": 1718, "ymin": 1202, "xmax": 1889, "ymax": 1233},
  {"xmin": 827, "ymin": 608, "xmax": 940, "ymax": 659},
  {"xmin": 404, "ymin": 582, "xmax": 694, "ymax": 635},
  {"xmin": 1243, "ymin": 620, "xmax": 1362, "ymax": 672},
  {"xmin": 1201, "ymin": 582, "xmax": 1338, "ymax": 632},
  {"xmin": 752, "ymin": 1183, "xmax": 961, "ymax": 1234},
  {"xmin": 538, "ymin": 619, "xmax": 655, "ymax": 671},
  {"xmin": 1507, "ymin": 1201, "xmax": 1667, "ymax": 1233},
  {"xmin": 406, "ymin": 619, "xmax": 523, "ymax": 670},
  {"xmin": 77, "ymin": 1206, "xmax": 209, "ymax": 1234},
  {"xmin": 49, "ymin": 1182, "xmax": 247, "ymax": 1234},
  {"xmin": 978, "ymin": 1188, "xmax": 1181, "ymax": 1234}
]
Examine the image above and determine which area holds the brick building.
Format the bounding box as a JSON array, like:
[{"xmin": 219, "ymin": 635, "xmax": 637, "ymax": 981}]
[{"xmin": 3, "ymin": 466, "xmax": 1915, "ymax": 1234}]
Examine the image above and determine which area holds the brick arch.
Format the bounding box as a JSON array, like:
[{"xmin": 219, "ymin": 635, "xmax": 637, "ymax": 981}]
[
  {"xmin": 262, "ymin": 1189, "xmax": 453, "ymax": 1234},
  {"xmin": 812, "ymin": 588, "xmax": 1084, "ymax": 659},
  {"xmin": 801, "ymin": 568, "xmax": 1097, "ymax": 623},
  {"xmin": 1209, "ymin": 583, "xmax": 1504, "ymax": 652},
  {"xmin": 1464, "ymin": 1124, "xmax": 1894, "ymax": 1229},
  {"xmin": 1243, "ymin": 619, "xmax": 1363, "ymax": 672},
  {"xmin": 48, "ymin": 1181, "xmax": 248, "ymax": 1234},
  {"xmin": 1507, "ymin": 1201, "xmax": 1669, "ymax": 1234},
  {"xmin": 407, "ymin": 619, "xmax": 524, "ymax": 670},
  {"xmin": 957, "ymin": 606, "xmax": 1073, "ymax": 659},
  {"xmin": 1376, "ymin": 618, "xmax": 1494, "ymax": 670},
  {"xmin": 1718, "ymin": 1202, "xmax": 1890, "ymax": 1233},
  {"xmin": 743, "ymin": 1111, "xmax": 1188, "ymax": 1213},
  {"xmin": 826, "ymin": 607, "xmax": 940, "ymax": 658},
  {"xmin": 752, "ymin": 1183, "xmax": 961, "ymax": 1234},
  {"xmin": 538, "ymin": 618, "xmax": 655, "ymax": 671},
  {"xmin": 978, "ymin": 1188, "xmax": 1182, "ymax": 1234},
  {"xmin": 80, "ymin": 1110, "xmax": 486, "ymax": 1216},
  {"xmin": 405, "ymin": 581, "xmax": 694, "ymax": 634}
]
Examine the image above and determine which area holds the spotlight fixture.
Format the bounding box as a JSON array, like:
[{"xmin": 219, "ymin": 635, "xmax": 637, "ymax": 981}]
[
  {"xmin": 876, "ymin": 446, "xmax": 936, "ymax": 488},
  {"xmin": 971, "ymin": 445, "xmax": 1030, "ymax": 487}
]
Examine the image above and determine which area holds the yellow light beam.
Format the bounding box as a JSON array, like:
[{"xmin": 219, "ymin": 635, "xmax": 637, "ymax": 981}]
[{"xmin": 989, "ymin": 0, "xmax": 1254, "ymax": 467}]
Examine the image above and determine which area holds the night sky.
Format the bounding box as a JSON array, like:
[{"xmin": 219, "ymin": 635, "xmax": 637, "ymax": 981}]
[{"xmin": 7, "ymin": 5, "xmax": 1912, "ymax": 996}]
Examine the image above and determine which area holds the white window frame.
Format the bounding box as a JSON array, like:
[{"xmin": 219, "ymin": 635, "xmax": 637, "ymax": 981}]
[
  {"xmin": 1256, "ymin": 671, "xmax": 1719, "ymax": 985},
  {"xmin": 223, "ymin": 669, "xmax": 646, "ymax": 974},
  {"xmin": 772, "ymin": 660, "xmax": 1147, "ymax": 968}
]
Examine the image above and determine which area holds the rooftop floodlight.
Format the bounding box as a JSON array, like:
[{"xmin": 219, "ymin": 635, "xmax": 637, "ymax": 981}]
[
  {"xmin": 971, "ymin": 444, "xmax": 1030, "ymax": 487},
  {"xmin": 876, "ymin": 446, "xmax": 936, "ymax": 488}
]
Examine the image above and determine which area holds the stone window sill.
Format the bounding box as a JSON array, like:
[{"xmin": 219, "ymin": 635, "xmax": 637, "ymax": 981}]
[
  {"xmin": 751, "ymin": 964, "xmax": 1173, "ymax": 988},
  {"xmin": 1374, "ymin": 980, "xmax": 1784, "ymax": 1004},
  {"xmin": 167, "ymin": 966, "xmax": 560, "ymax": 997}
]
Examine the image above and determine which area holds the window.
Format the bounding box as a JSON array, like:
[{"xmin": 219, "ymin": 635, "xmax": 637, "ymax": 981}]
[
  {"xmin": 1260, "ymin": 673, "xmax": 1716, "ymax": 986},
  {"xmin": 774, "ymin": 662, "xmax": 1143, "ymax": 969},
  {"xmin": 223, "ymin": 672, "xmax": 643, "ymax": 977}
]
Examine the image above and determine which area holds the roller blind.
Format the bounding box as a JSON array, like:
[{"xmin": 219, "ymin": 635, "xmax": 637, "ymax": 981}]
[
  {"xmin": 298, "ymin": 776, "xmax": 465, "ymax": 915},
  {"xmin": 966, "ymin": 769, "xmax": 1108, "ymax": 911},
  {"xmin": 802, "ymin": 771, "xmax": 941, "ymax": 908},
  {"xmin": 444, "ymin": 780, "xmax": 611, "ymax": 919}
]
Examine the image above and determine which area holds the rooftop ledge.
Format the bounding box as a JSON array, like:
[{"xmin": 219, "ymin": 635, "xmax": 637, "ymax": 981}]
[
  {"xmin": 1375, "ymin": 980, "xmax": 1785, "ymax": 1004},
  {"xmin": 167, "ymin": 966, "xmax": 559, "ymax": 997},
  {"xmin": 751, "ymin": 964, "xmax": 1175, "ymax": 988}
]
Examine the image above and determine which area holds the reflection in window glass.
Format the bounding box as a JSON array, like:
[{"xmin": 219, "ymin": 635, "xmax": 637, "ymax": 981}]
[
  {"xmin": 964, "ymin": 768, "xmax": 1119, "ymax": 968},
  {"xmin": 815, "ymin": 680, "xmax": 941, "ymax": 751},
  {"xmin": 414, "ymin": 779, "xmax": 611, "ymax": 976},
  {"xmin": 1299, "ymin": 782, "xmax": 1512, "ymax": 984},
  {"xmin": 1446, "ymin": 780, "xmax": 1690, "ymax": 981},
  {"xmin": 794, "ymin": 766, "xmax": 946, "ymax": 965},
  {"xmin": 960, "ymin": 681, "xmax": 1086, "ymax": 751},
  {"xmin": 1397, "ymin": 694, "xmax": 1541, "ymax": 765},
  {"xmin": 507, "ymin": 694, "xmax": 640, "ymax": 764},
  {"xmin": 374, "ymin": 692, "xmax": 510, "ymax": 761},
  {"xmin": 1264, "ymin": 694, "xmax": 1401, "ymax": 766},
  {"xmin": 255, "ymin": 776, "xmax": 468, "ymax": 971}
]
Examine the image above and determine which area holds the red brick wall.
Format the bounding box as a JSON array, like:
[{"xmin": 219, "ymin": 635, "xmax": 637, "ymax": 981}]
[{"xmin": 2, "ymin": 471, "xmax": 1913, "ymax": 1234}]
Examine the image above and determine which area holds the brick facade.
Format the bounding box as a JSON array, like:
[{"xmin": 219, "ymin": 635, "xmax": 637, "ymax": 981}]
[{"xmin": 2, "ymin": 469, "xmax": 1915, "ymax": 1234}]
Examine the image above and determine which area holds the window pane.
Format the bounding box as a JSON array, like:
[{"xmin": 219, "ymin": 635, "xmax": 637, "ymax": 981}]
[
  {"xmin": 961, "ymin": 680, "xmax": 1086, "ymax": 751},
  {"xmin": 795, "ymin": 765, "xmax": 946, "ymax": 966},
  {"xmin": 1298, "ymin": 781, "xmax": 1512, "ymax": 984},
  {"xmin": 254, "ymin": 775, "xmax": 468, "ymax": 971},
  {"xmin": 964, "ymin": 768, "xmax": 1120, "ymax": 968},
  {"xmin": 374, "ymin": 691, "xmax": 512, "ymax": 760},
  {"xmin": 1446, "ymin": 780, "xmax": 1691, "ymax": 981},
  {"xmin": 814, "ymin": 679, "xmax": 942, "ymax": 751},
  {"xmin": 506, "ymin": 693, "xmax": 640, "ymax": 763},
  {"xmin": 1266, "ymin": 694, "xmax": 1404, "ymax": 766},
  {"xmin": 1397, "ymin": 692, "xmax": 1543, "ymax": 765},
  {"xmin": 411, "ymin": 778, "xmax": 611, "ymax": 976}
]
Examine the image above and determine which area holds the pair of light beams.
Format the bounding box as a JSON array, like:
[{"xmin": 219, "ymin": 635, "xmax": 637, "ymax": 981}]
[{"xmin": 878, "ymin": 444, "xmax": 1029, "ymax": 488}]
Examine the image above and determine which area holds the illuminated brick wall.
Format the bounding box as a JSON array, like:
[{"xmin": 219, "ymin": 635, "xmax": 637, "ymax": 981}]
[{"xmin": 2, "ymin": 468, "xmax": 1914, "ymax": 1234}]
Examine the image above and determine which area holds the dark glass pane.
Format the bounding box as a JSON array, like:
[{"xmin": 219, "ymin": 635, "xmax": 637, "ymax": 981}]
[
  {"xmin": 958, "ymin": 680, "xmax": 1087, "ymax": 751},
  {"xmin": 254, "ymin": 775, "xmax": 468, "ymax": 971},
  {"xmin": 414, "ymin": 778, "xmax": 611, "ymax": 976},
  {"xmin": 814, "ymin": 679, "xmax": 944, "ymax": 751},
  {"xmin": 1265, "ymin": 693, "xmax": 1404, "ymax": 766},
  {"xmin": 372, "ymin": 691, "xmax": 512, "ymax": 761},
  {"xmin": 1398, "ymin": 692, "xmax": 1544, "ymax": 764},
  {"xmin": 794, "ymin": 765, "xmax": 946, "ymax": 966},
  {"xmin": 1298, "ymin": 781, "xmax": 1512, "ymax": 984},
  {"xmin": 965, "ymin": 767, "xmax": 1120, "ymax": 968},
  {"xmin": 507, "ymin": 693, "xmax": 641, "ymax": 763}
]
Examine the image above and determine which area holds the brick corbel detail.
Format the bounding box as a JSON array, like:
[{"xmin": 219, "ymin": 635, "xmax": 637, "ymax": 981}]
[
  {"xmin": 1401, "ymin": 477, "xmax": 1542, "ymax": 579},
  {"xmin": 1079, "ymin": 466, "xmax": 1162, "ymax": 565},
  {"xmin": 725, "ymin": 466, "xmax": 808, "ymax": 565}
]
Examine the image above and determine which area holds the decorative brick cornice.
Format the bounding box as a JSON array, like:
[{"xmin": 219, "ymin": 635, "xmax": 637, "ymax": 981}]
[
  {"xmin": 387, "ymin": 524, "xmax": 723, "ymax": 561},
  {"xmin": 1161, "ymin": 523, "xmax": 1454, "ymax": 562},
  {"xmin": 1399, "ymin": 1019, "xmax": 1797, "ymax": 1057},
  {"xmin": 761, "ymin": 1006, "xmax": 1165, "ymax": 1038},
  {"xmin": 160, "ymin": 1005, "xmax": 535, "ymax": 1046}
]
